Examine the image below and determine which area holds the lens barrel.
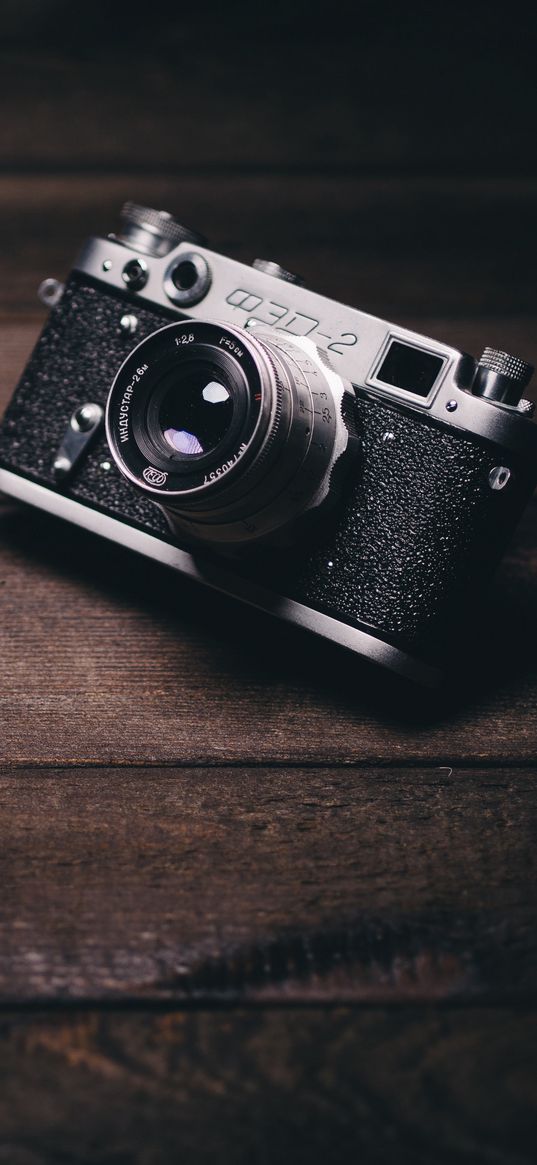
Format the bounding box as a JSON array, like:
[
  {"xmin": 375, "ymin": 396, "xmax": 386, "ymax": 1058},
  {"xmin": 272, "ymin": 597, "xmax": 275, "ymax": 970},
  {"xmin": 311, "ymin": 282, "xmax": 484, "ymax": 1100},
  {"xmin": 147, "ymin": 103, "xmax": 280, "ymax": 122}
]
[{"xmin": 106, "ymin": 320, "xmax": 356, "ymax": 545}]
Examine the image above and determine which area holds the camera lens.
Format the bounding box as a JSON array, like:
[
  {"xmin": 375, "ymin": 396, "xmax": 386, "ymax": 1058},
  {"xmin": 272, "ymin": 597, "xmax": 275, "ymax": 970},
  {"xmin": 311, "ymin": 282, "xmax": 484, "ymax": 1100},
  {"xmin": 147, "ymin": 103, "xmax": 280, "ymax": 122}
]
[
  {"xmin": 106, "ymin": 320, "xmax": 355, "ymax": 545},
  {"xmin": 156, "ymin": 361, "xmax": 234, "ymax": 458},
  {"xmin": 135, "ymin": 338, "xmax": 252, "ymax": 483}
]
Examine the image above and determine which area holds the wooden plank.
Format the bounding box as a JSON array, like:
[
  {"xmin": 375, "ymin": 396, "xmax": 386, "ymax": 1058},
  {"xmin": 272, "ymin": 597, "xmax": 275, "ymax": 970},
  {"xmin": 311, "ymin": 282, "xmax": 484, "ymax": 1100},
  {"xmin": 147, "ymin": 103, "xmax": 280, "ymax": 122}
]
[
  {"xmin": 0, "ymin": 1007, "xmax": 535, "ymax": 1164},
  {"xmin": 0, "ymin": 766, "xmax": 534, "ymax": 1004},
  {"xmin": 0, "ymin": 176, "xmax": 537, "ymax": 320}
]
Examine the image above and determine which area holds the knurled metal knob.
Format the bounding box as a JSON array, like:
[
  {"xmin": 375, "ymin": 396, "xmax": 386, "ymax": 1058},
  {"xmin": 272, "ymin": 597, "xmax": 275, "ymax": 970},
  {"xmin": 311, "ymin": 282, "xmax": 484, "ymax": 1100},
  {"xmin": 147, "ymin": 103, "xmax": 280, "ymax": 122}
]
[
  {"xmin": 473, "ymin": 347, "xmax": 535, "ymax": 407},
  {"xmin": 117, "ymin": 203, "xmax": 207, "ymax": 257},
  {"xmin": 478, "ymin": 347, "xmax": 534, "ymax": 388},
  {"xmin": 252, "ymin": 258, "xmax": 305, "ymax": 286}
]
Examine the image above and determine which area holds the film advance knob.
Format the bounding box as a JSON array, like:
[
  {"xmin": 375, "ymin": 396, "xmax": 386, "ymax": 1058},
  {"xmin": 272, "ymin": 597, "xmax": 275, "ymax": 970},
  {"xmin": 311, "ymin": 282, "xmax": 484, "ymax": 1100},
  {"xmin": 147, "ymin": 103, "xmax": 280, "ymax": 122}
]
[
  {"xmin": 252, "ymin": 258, "xmax": 305, "ymax": 286},
  {"xmin": 117, "ymin": 203, "xmax": 208, "ymax": 257},
  {"xmin": 473, "ymin": 347, "xmax": 535, "ymax": 406}
]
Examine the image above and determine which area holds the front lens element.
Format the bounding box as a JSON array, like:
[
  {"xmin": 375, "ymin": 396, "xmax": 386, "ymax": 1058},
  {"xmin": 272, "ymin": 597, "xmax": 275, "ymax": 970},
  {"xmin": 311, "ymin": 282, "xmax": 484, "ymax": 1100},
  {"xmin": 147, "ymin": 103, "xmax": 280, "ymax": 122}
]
[{"xmin": 158, "ymin": 362, "xmax": 233, "ymax": 458}]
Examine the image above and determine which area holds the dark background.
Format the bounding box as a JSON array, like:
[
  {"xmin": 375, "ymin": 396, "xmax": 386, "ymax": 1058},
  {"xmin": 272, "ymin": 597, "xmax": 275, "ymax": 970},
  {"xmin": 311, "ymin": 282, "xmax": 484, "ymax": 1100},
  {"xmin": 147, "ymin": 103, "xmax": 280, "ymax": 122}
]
[
  {"xmin": 0, "ymin": 0, "xmax": 536, "ymax": 329},
  {"xmin": 1, "ymin": 4, "xmax": 537, "ymax": 1163}
]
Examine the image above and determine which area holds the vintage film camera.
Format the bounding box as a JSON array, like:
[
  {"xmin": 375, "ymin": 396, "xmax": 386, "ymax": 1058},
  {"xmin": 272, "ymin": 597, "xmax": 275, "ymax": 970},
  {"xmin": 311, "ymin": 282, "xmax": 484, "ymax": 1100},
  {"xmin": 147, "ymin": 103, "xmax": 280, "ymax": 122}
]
[{"xmin": 0, "ymin": 203, "xmax": 535, "ymax": 686}]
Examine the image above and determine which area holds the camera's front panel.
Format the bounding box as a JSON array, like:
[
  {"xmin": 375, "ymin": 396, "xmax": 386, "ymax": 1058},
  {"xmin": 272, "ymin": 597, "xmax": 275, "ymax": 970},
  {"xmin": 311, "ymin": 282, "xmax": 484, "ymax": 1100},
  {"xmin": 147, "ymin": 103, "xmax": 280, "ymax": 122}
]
[
  {"xmin": 0, "ymin": 273, "xmax": 177, "ymax": 540},
  {"xmin": 1, "ymin": 270, "xmax": 535, "ymax": 680}
]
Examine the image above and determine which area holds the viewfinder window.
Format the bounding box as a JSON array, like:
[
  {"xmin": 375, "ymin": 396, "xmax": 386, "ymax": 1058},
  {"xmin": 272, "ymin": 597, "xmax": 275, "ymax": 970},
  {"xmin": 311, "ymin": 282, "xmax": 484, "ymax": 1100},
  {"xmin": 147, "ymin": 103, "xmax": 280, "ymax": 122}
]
[{"xmin": 376, "ymin": 341, "xmax": 444, "ymax": 397}]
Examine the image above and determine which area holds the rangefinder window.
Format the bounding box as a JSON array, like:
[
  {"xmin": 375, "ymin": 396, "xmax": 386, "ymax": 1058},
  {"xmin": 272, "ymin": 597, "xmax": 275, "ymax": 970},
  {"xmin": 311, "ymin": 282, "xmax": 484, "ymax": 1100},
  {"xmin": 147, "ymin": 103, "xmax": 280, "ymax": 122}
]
[{"xmin": 376, "ymin": 340, "xmax": 444, "ymax": 397}]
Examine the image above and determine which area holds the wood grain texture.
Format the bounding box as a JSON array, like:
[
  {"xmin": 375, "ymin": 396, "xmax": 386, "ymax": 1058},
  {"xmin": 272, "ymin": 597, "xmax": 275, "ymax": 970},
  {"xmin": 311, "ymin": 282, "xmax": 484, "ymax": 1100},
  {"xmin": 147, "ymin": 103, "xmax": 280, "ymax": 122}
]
[
  {"xmin": 0, "ymin": 1008, "xmax": 535, "ymax": 1165},
  {"xmin": 0, "ymin": 766, "xmax": 534, "ymax": 1004}
]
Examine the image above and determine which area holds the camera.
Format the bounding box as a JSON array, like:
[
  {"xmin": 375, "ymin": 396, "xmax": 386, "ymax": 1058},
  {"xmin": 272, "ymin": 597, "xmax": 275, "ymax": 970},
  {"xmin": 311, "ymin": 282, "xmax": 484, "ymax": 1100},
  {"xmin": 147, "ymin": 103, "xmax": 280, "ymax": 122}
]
[{"xmin": 1, "ymin": 202, "xmax": 536, "ymax": 687}]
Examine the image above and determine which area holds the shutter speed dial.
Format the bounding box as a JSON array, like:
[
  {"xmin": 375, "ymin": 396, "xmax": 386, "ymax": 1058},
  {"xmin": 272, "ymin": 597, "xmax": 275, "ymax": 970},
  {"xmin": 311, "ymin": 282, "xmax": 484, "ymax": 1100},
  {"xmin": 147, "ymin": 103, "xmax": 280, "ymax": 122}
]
[{"xmin": 116, "ymin": 203, "xmax": 208, "ymax": 258}]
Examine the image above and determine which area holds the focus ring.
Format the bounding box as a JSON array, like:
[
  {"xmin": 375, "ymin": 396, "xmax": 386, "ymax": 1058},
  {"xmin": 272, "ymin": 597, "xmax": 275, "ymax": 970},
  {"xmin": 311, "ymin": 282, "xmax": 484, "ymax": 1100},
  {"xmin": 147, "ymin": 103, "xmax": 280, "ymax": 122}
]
[{"xmin": 218, "ymin": 343, "xmax": 286, "ymax": 491}]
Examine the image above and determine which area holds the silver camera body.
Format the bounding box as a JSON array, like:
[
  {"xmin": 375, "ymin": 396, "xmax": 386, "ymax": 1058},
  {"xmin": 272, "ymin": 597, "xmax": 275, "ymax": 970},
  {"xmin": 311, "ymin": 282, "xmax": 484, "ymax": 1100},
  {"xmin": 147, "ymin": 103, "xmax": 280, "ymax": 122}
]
[{"xmin": 1, "ymin": 204, "xmax": 536, "ymax": 687}]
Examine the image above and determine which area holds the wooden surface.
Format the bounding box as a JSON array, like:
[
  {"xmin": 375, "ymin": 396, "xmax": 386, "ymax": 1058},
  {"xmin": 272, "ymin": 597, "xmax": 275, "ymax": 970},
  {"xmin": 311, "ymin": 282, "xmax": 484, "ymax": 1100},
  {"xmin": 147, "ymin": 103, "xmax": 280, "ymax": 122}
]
[
  {"xmin": 1, "ymin": 6, "xmax": 537, "ymax": 1161},
  {"xmin": 0, "ymin": 1009, "xmax": 536, "ymax": 1165},
  {"xmin": 0, "ymin": 765, "xmax": 536, "ymax": 1006}
]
